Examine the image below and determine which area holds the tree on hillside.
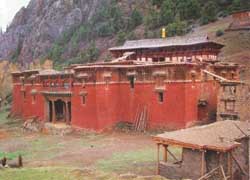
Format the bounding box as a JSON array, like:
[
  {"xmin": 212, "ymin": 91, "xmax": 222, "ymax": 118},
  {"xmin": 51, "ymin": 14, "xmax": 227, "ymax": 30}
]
[
  {"xmin": 160, "ymin": 0, "xmax": 175, "ymax": 26},
  {"xmin": 177, "ymin": 0, "xmax": 201, "ymax": 20},
  {"xmin": 167, "ymin": 14, "xmax": 188, "ymax": 36},
  {"xmin": 48, "ymin": 44, "xmax": 64, "ymax": 62},
  {"xmin": 151, "ymin": 0, "xmax": 164, "ymax": 6},
  {"xmin": 201, "ymin": 1, "xmax": 217, "ymax": 25},
  {"xmin": 145, "ymin": 9, "xmax": 160, "ymax": 29},
  {"xmin": 128, "ymin": 9, "xmax": 143, "ymax": 30}
]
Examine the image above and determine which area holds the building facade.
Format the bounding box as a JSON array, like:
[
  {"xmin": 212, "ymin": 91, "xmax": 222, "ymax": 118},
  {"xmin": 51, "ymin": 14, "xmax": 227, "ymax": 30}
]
[
  {"xmin": 228, "ymin": 10, "xmax": 250, "ymax": 31},
  {"xmin": 11, "ymin": 36, "xmax": 240, "ymax": 131}
]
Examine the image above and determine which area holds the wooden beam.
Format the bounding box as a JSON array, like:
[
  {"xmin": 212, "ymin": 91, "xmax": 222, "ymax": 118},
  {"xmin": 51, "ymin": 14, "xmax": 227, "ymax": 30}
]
[
  {"xmin": 201, "ymin": 151, "xmax": 206, "ymax": 176},
  {"xmin": 220, "ymin": 165, "xmax": 227, "ymax": 180},
  {"xmin": 167, "ymin": 149, "xmax": 179, "ymax": 163},
  {"xmin": 163, "ymin": 145, "xmax": 168, "ymax": 162},
  {"xmin": 52, "ymin": 101, "xmax": 56, "ymax": 123},
  {"xmin": 231, "ymin": 152, "xmax": 248, "ymax": 176},
  {"xmin": 198, "ymin": 166, "xmax": 221, "ymax": 180},
  {"xmin": 65, "ymin": 101, "xmax": 69, "ymax": 125},
  {"xmin": 227, "ymin": 152, "xmax": 232, "ymax": 180},
  {"xmin": 156, "ymin": 143, "xmax": 160, "ymax": 175},
  {"xmin": 202, "ymin": 70, "xmax": 228, "ymax": 81}
]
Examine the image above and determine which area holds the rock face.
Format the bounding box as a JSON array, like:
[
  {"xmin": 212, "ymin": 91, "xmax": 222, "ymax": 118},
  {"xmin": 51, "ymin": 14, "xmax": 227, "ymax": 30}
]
[{"xmin": 0, "ymin": 0, "xmax": 106, "ymax": 66}]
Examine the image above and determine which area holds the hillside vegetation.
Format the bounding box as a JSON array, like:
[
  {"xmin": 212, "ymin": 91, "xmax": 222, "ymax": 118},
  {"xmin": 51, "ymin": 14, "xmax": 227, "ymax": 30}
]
[{"xmin": 47, "ymin": 0, "xmax": 250, "ymax": 67}]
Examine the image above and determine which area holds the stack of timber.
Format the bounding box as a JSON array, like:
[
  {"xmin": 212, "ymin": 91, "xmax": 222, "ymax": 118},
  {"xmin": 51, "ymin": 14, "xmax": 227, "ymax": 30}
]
[{"xmin": 134, "ymin": 106, "xmax": 149, "ymax": 132}]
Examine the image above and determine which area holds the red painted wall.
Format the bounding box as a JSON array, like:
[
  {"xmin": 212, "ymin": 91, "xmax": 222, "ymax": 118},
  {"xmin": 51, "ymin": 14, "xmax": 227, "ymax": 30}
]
[
  {"xmin": 11, "ymin": 80, "xmax": 219, "ymax": 131},
  {"xmin": 11, "ymin": 84, "xmax": 45, "ymax": 120}
]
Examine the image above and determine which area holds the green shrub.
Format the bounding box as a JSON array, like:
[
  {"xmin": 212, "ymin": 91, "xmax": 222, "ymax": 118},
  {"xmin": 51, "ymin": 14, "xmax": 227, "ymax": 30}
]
[
  {"xmin": 47, "ymin": 44, "xmax": 64, "ymax": 62},
  {"xmin": 216, "ymin": 29, "xmax": 224, "ymax": 37},
  {"xmin": 96, "ymin": 22, "xmax": 114, "ymax": 37},
  {"xmin": 145, "ymin": 9, "xmax": 160, "ymax": 30},
  {"xmin": 166, "ymin": 15, "xmax": 188, "ymax": 37},
  {"xmin": 200, "ymin": 1, "xmax": 217, "ymax": 25},
  {"xmin": 128, "ymin": 9, "xmax": 143, "ymax": 30},
  {"xmin": 116, "ymin": 31, "xmax": 127, "ymax": 45}
]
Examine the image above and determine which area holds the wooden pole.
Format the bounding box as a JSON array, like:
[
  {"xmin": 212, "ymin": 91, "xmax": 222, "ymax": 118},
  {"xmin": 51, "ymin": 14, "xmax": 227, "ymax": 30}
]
[
  {"xmin": 227, "ymin": 152, "xmax": 232, "ymax": 180},
  {"xmin": 65, "ymin": 101, "xmax": 69, "ymax": 125},
  {"xmin": 52, "ymin": 101, "xmax": 56, "ymax": 123},
  {"xmin": 157, "ymin": 143, "xmax": 160, "ymax": 175},
  {"xmin": 163, "ymin": 145, "xmax": 168, "ymax": 162},
  {"xmin": 201, "ymin": 150, "xmax": 206, "ymax": 176}
]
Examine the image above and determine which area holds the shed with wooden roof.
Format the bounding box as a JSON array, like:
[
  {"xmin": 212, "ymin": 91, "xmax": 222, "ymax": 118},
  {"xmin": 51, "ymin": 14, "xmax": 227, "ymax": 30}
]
[{"xmin": 153, "ymin": 120, "xmax": 250, "ymax": 180}]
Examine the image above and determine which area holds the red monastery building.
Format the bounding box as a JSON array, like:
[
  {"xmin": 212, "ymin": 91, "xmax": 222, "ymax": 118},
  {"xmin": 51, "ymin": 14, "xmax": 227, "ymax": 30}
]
[{"xmin": 11, "ymin": 36, "xmax": 241, "ymax": 131}]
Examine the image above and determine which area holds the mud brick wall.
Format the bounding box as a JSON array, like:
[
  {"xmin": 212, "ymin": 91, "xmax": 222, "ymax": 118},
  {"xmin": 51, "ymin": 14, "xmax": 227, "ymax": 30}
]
[
  {"xmin": 217, "ymin": 82, "xmax": 250, "ymax": 121},
  {"xmin": 159, "ymin": 148, "xmax": 202, "ymax": 179}
]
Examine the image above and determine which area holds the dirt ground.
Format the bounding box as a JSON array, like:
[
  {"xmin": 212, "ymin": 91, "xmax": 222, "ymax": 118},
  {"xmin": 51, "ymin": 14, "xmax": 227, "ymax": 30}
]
[{"xmin": 0, "ymin": 109, "xmax": 171, "ymax": 180}]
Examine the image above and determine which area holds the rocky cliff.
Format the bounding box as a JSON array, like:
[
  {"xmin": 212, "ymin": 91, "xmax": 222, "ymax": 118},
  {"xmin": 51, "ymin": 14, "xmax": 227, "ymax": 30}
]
[
  {"xmin": 0, "ymin": 0, "xmax": 148, "ymax": 68},
  {"xmin": 0, "ymin": 0, "xmax": 107, "ymax": 66}
]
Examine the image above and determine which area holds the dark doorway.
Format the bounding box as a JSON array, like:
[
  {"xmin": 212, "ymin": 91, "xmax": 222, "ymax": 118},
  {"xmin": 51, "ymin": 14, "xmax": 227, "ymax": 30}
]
[
  {"xmin": 129, "ymin": 76, "xmax": 135, "ymax": 89},
  {"xmin": 49, "ymin": 101, "xmax": 53, "ymax": 122},
  {"xmin": 55, "ymin": 99, "xmax": 65, "ymax": 122}
]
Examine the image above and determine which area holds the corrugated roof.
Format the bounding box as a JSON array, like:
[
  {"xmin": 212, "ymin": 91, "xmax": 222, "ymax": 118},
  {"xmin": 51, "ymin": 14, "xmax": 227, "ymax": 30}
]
[
  {"xmin": 109, "ymin": 36, "xmax": 224, "ymax": 51},
  {"xmin": 154, "ymin": 120, "xmax": 250, "ymax": 152}
]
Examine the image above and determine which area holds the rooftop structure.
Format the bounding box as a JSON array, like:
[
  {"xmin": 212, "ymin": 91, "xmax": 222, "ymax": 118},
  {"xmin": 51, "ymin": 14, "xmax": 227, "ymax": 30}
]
[{"xmin": 110, "ymin": 35, "xmax": 223, "ymax": 63}]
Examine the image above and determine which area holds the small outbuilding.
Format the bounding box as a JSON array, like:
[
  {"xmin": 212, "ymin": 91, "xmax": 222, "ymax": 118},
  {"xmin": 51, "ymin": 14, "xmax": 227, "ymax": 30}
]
[
  {"xmin": 228, "ymin": 10, "xmax": 250, "ymax": 31},
  {"xmin": 153, "ymin": 120, "xmax": 250, "ymax": 180}
]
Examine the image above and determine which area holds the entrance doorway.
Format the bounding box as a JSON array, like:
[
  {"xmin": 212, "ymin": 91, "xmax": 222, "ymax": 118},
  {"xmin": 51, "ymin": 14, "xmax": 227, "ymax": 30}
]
[
  {"xmin": 55, "ymin": 99, "xmax": 65, "ymax": 122},
  {"xmin": 47, "ymin": 99, "xmax": 71, "ymax": 124}
]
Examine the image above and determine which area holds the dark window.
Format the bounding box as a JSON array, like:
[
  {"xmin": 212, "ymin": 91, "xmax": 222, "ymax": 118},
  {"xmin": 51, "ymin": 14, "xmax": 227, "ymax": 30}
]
[
  {"xmin": 129, "ymin": 77, "xmax": 135, "ymax": 89},
  {"xmin": 23, "ymin": 92, "xmax": 26, "ymax": 99},
  {"xmin": 32, "ymin": 95, "xmax": 36, "ymax": 104},
  {"xmin": 158, "ymin": 92, "xmax": 164, "ymax": 103},
  {"xmin": 159, "ymin": 57, "xmax": 165, "ymax": 62},
  {"xmin": 82, "ymin": 96, "xmax": 86, "ymax": 105},
  {"xmin": 231, "ymin": 73, "xmax": 235, "ymax": 79}
]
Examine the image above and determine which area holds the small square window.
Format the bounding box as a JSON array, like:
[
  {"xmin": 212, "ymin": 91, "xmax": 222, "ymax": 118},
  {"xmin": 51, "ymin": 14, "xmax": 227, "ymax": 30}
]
[{"xmin": 158, "ymin": 92, "xmax": 164, "ymax": 103}]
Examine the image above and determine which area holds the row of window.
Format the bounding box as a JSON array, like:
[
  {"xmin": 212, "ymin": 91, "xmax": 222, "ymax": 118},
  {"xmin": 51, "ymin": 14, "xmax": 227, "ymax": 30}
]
[
  {"xmin": 80, "ymin": 92, "xmax": 164, "ymax": 105},
  {"xmin": 23, "ymin": 92, "xmax": 164, "ymax": 105}
]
